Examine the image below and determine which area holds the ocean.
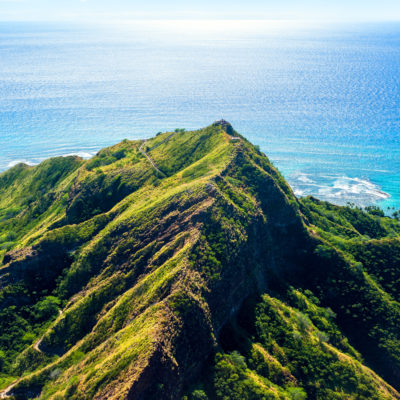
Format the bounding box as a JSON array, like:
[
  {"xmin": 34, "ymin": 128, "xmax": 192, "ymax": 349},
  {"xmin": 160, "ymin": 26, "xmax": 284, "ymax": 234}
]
[{"xmin": 0, "ymin": 20, "xmax": 399, "ymax": 209}]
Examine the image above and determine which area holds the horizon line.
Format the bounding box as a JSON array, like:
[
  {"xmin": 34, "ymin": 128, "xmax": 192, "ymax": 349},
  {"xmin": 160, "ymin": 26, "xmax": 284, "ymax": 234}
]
[{"xmin": 1, "ymin": 17, "xmax": 400, "ymax": 23}]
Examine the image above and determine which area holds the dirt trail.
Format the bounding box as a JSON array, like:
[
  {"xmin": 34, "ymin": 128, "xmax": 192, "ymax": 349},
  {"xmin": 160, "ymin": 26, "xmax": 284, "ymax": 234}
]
[
  {"xmin": 1, "ymin": 131, "xmax": 182, "ymax": 399},
  {"xmin": 0, "ymin": 310, "xmax": 64, "ymax": 398},
  {"xmin": 139, "ymin": 141, "xmax": 165, "ymax": 176},
  {"xmin": 0, "ymin": 382, "xmax": 16, "ymax": 399},
  {"xmin": 139, "ymin": 132, "xmax": 177, "ymax": 177},
  {"xmin": 33, "ymin": 309, "xmax": 63, "ymax": 354}
]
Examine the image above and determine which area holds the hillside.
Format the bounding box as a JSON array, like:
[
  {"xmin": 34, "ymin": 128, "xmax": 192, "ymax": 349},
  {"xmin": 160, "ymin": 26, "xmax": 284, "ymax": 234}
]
[{"xmin": 0, "ymin": 122, "xmax": 400, "ymax": 399}]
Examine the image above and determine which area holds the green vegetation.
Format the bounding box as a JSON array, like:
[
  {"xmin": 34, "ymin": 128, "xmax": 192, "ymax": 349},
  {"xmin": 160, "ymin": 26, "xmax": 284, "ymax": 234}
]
[
  {"xmin": 185, "ymin": 290, "xmax": 397, "ymax": 399},
  {"xmin": 0, "ymin": 122, "xmax": 399, "ymax": 399}
]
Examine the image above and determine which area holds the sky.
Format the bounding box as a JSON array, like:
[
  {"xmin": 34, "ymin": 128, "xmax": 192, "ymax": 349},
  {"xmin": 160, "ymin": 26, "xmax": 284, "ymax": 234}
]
[{"xmin": 0, "ymin": 0, "xmax": 400, "ymax": 22}]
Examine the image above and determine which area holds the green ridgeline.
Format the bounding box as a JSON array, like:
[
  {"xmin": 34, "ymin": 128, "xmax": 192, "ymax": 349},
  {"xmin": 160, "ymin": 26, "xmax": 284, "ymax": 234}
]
[{"xmin": 0, "ymin": 122, "xmax": 399, "ymax": 399}]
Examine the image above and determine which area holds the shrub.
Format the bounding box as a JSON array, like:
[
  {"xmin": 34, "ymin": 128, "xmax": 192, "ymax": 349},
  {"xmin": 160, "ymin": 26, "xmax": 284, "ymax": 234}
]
[
  {"xmin": 33, "ymin": 296, "xmax": 61, "ymax": 321},
  {"xmin": 286, "ymin": 387, "xmax": 307, "ymax": 400}
]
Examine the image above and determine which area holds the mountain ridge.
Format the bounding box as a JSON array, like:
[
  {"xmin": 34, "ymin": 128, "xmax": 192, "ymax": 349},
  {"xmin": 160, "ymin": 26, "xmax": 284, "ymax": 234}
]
[{"xmin": 0, "ymin": 122, "xmax": 399, "ymax": 399}]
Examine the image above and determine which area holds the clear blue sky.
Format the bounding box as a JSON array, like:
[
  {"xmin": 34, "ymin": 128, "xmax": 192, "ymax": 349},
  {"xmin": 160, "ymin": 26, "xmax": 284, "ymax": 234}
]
[{"xmin": 1, "ymin": 0, "xmax": 400, "ymax": 22}]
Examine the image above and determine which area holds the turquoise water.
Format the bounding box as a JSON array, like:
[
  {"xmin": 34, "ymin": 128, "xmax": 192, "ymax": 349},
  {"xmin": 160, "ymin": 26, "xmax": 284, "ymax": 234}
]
[{"xmin": 0, "ymin": 21, "xmax": 399, "ymax": 209}]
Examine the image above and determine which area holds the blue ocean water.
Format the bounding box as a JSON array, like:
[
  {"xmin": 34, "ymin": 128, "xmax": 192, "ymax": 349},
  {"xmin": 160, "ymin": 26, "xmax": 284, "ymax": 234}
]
[{"xmin": 0, "ymin": 21, "xmax": 399, "ymax": 209}]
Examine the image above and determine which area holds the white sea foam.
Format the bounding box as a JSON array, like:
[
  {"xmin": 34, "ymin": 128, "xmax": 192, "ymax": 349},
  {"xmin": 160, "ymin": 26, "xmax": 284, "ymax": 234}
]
[
  {"xmin": 320, "ymin": 177, "xmax": 390, "ymax": 200},
  {"xmin": 7, "ymin": 159, "xmax": 38, "ymax": 168},
  {"xmin": 291, "ymin": 172, "xmax": 315, "ymax": 184},
  {"xmin": 293, "ymin": 188, "xmax": 305, "ymax": 196},
  {"xmin": 62, "ymin": 152, "xmax": 95, "ymax": 159},
  {"xmin": 6, "ymin": 151, "xmax": 95, "ymax": 170},
  {"xmin": 289, "ymin": 173, "xmax": 390, "ymax": 206}
]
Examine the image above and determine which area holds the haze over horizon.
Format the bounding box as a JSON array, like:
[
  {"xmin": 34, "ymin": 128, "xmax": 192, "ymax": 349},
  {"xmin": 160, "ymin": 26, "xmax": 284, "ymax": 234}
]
[{"xmin": 1, "ymin": 0, "xmax": 400, "ymax": 23}]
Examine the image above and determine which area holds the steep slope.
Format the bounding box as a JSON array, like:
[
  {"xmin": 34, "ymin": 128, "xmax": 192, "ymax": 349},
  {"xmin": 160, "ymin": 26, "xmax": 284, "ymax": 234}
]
[{"xmin": 0, "ymin": 122, "xmax": 399, "ymax": 399}]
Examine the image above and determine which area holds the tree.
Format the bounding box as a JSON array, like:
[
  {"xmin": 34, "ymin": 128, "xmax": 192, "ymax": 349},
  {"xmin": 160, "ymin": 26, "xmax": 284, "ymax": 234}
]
[{"xmin": 33, "ymin": 296, "xmax": 61, "ymax": 320}]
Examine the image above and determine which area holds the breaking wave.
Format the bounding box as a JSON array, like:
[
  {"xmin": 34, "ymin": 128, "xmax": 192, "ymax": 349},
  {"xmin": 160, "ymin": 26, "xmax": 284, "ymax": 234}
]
[
  {"xmin": 7, "ymin": 159, "xmax": 38, "ymax": 168},
  {"xmin": 61, "ymin": 151, "xmax": 95, "ymax": 159},
  {"xmin": 6, "ymin": 151, "xmax": 95, "ymax": 169},
  {"xmin": 289, "ymin": 172, "xmax": 390, "ymax": 206}
]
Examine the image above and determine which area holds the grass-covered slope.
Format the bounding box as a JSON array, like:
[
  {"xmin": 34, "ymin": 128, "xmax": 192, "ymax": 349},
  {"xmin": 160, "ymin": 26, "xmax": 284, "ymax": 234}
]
[{"xmin": 0, "ymin": 122, "xmax": 399, "ymax": 399}]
